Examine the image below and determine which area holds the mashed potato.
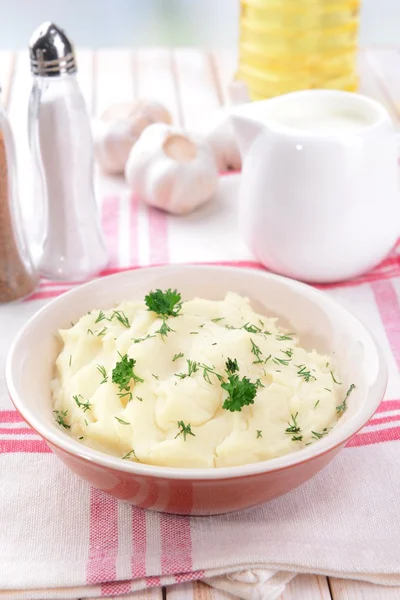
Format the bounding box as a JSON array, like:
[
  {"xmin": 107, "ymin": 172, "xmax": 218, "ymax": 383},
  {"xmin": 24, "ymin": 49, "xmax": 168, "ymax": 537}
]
[{"xmin": 51, "ymin": 291, "xmax": 351, "ymax": 468}]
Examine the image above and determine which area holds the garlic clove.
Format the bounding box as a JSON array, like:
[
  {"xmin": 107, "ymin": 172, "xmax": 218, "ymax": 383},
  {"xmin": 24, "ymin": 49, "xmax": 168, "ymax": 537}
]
[
  {"xmin": 125, "ymin": 123, "xmax": 219, "ymax": 215},
  {"xmin": 93, "ymin": 100, "xmax": 172, "ymax": 175},
  {"xmin": 198, "ymin": 108, "xmax": 242, "ymax": 173}
]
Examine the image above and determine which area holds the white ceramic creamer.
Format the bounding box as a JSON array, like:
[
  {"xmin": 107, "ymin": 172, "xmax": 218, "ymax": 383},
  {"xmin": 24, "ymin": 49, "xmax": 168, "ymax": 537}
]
[{"xmin": 231, "ymin": 90, "xmax": 400, "ymax": 283}]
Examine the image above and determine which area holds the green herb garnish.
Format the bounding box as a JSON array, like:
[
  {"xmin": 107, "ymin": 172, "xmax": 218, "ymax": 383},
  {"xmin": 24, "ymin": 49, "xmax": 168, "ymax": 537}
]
[
  {"xmin": 132, "ymin": 333, "xmax": 156, "ymax": 344},
  {"xmin": 312, "ymin": 428, "xmax": 329, "ymax": 440},
  {"xmin": 176, "ymin": 359, "xmax": 199, "ymax": 379},
  {"xmin": 69, "ymin": 354, "xmax": 72, "ymax": 367},
  {"xmin": 152, "ymin": 373, "xmax": 159, "ymax": 380},
  {"xmin": 314, "ymin": 400, "xmax": 320, "ymax": 409},
  {"xmin": 292, "ymin": 435, "xmax": 303, "ymax": 442},
  {"xmin": 155, "ymin": 320, "xmax": 175, "ymax": 340},
  {"xmin": 211, "ymin": 317, "xmax": 224, "ymax": 323},
  {"xmin": 87, "ymin": 328, "xmax": 93, "ymax": 335},
  {"xmin": 95, "ymin": 310, "xmax": 106, "ymax": 324},
  {"xmin": 199, "ymin": 363, "xmax": 224, "ymax": 384},
  {"xmin": 221, "ymin": 375, "xmax": 257, "ymax": 412},
  {"xmin": 285, "ymin": 413, "xmax": 301, "ymax": 435},
  {"xmin": 173, "ymin": 352, "xmax": 184, "ymax": 362},
  {"xmin": 53, "ymin": 409, "xmax": 70, "ymax": 429},
  {"xmin": 297, "ymin": 365, "xmax": 316, "ymax": 382},
  {"xmin": 276, "ymin": 333, "xmax": 294, "ymax": 341},
  {"xmin": 97, "ymin": 327, "xmax": 107, "ymax": 337},
  {"xmin": 250, "ymin": 338, "xmax": 263, "ymax": 364},
  {"xmin": 256, "ymin": 430, "xmax": 262, "ymax": 439},
  {"xmin": 145, "ymin": 288, "xmax": 182, "ymax": 318},
  {"xmin": 336, "ymin": 383, "xmax": 355, "ymax": 415},
  {"xmin": 243, "ymin": 322, "xmax": 261, "ymax": 334},
  {"xmin": 96, "ymin": 364, "xmax": 108, "ymax": 384},
  {"xmin": 112, "ymin": 310, "xmax": 130, "ymax": 328},
  {"xmin": 273, "ymin": 357, "xmax": 291, "ymax": 366},
  {"xmin": 175, "ymin": 420, "xmax": 195, "ymax": 441},
  {"xmin": 330, "ymin": 371, "xmax": 342, "ymax": 385},
  {"xmin": 136, "ymin": 396, "xmax": 143, "ymax": 402},
  {"xmin": 122, "ymin": 449, "xmax": 139, "ymax": 460},
  {"xmin": 73, "ymin": 394, "xmax": 92, "ymax": 413},
  {"xmin": 281, "ymin": 348, "xmax": 293, "ymax": 358},
  {"xmin": 112, "ymin": 354, "xmax": 144, "ymax": 399},
  {"xmin": 115, "ymin": 416, "xmax": 130, "ymax": 425},
  {"xmin": 225, "ymin": 358, "xmax": 239, "ymax": 374}
]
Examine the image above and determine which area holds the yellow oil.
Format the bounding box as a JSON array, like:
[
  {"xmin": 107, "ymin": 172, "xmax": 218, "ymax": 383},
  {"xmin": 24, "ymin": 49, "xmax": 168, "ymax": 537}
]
[{"xmin": 237, "ymin": 0, "xmax": 360, "ymax": 99}]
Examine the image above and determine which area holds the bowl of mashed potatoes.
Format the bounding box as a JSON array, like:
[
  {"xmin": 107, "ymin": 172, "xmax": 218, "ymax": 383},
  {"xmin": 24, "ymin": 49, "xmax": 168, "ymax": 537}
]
[{"xmin": 6, "ymin": 265, "xmax": 387, "ymax": 515}]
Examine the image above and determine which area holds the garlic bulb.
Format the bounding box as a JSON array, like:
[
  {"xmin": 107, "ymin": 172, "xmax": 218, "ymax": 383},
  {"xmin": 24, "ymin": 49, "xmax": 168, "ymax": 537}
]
[
  {"xmin": 125, "ymin": 124, "xmax": 219, "ymax": 215},
  {"xmin": 93, "ymin": 100, "xmax": 172, "ymax": 175},
  {"xmin": 204, "ymin": 109, "xmax": 242, "ymax": 172}
]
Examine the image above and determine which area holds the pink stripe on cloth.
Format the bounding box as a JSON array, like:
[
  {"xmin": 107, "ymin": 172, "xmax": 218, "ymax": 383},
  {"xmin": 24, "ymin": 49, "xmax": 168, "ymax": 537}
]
[
  {"xmin": 347, "ymin": 426, "xmax": 400, "ymax": 447},
  {"xmin": 101, "ymin": 580, "xmax": 132, "ymax": 596},
  {"xmin": 130, "ymin": 193, "xmax": 140, "ymax": 266},
  {"xmin": 174, "ymin": 570, "xmax": 205, "ymax": 583},
  {"xmin": 376, "ymin": 399, "xmax": 400, "ymax": 413},
  {"xmin": 0, "ymin": 410, "xmax": 24, "ymax": 423},
  {"xmin": 131, "ymin": 507, "xmax": 147, "ymax": 579},
  {"xmin": 160, "ymin": 514, "xmax": 192, "ymax": 577},
  {"xmin": 146, "ymin": 575, "xmax": 162, "ymax": 587},
  {"xmin": 371, "ymin": 279, "xmax": 400, "ymax": 368},
  {"xmin": 0, "ymin": 427, "xmax": 35, "ymax": 435},
  {"xmin": 148, "ymin": 206, "xmax": 169, "ymax": 264},
  {"xmin": 87, "ymin": 488, "xmax": 119, "ymax": 585},
  {"xmin": 0, "ymin": 439, "xmax": 50, "ymax": 453},
  {"xmin": 368, "ymin": 414, "xmax": 400, "ymax": 426},
  {"xmin": 102, "ymin": 194, "xmax": 120, "ymax": 268}
]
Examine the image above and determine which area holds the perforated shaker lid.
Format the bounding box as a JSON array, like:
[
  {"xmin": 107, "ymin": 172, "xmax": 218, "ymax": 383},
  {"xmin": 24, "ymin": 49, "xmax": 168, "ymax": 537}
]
[{"xmin": 29, "ymin": 21, "xmax": 77, "ymax": 76}]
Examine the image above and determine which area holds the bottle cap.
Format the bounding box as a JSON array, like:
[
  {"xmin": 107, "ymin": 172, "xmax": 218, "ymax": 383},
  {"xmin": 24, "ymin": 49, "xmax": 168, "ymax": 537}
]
[{"xmin": 29, "ymin": 21, "xmax": 77, "ymax": 76}]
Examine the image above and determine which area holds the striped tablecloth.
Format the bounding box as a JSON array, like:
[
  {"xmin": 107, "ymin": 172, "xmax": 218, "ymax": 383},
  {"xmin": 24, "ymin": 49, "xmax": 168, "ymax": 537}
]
[{"xmin": 2, "ymin": 47, "xmax": 400, "ymax": 600}]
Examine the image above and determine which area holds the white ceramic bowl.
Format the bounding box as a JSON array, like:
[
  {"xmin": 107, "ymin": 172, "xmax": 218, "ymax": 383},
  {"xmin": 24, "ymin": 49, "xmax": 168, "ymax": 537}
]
[{"xmin": 6, "ymin": 265, "xmax": 387, "ymax": 515}]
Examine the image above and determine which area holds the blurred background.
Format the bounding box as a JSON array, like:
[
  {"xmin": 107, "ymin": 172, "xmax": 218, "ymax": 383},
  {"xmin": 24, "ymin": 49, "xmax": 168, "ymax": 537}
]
[{"xmin": 0, "ymin": 0, "xmax": 398, "ymax": 49}]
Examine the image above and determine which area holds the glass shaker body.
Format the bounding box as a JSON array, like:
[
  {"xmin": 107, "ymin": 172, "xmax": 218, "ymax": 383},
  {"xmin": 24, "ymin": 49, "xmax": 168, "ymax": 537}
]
[
  {"xmin": 0, "ymin": 101, "xmax": 38, "ymax": 303},
  {"xmin": 29, "ymin": 74, "xmax": 108, "ymax": 281}
]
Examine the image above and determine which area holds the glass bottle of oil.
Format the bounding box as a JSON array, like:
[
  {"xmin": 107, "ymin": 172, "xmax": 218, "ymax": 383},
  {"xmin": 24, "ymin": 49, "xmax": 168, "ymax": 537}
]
[{"xmin": 237, "ymin": 0, "xmax": 360, "ymax": 100}]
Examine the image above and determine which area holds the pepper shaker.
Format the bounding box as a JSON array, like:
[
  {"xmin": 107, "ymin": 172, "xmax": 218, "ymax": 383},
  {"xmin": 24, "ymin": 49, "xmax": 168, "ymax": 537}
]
[
  {"xmin": 28, "ymin": 22, "xmax": 108, "ymax": 281},
  {"xmin": 0, "ymin": 83, "xmax": 38, "ymax": 303}
]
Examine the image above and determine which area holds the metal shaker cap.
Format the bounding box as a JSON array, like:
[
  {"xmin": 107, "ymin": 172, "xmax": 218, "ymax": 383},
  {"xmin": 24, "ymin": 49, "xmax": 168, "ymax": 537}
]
[{"xmin": 29, "ymin": 21, "xmax": 77, "ymax": 76}]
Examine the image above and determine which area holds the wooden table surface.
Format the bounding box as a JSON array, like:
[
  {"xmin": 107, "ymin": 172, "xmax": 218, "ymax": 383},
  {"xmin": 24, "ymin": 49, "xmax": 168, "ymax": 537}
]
[{"xmin": 2, "ymin": 46, "xmax": 400, "ymax": 600}]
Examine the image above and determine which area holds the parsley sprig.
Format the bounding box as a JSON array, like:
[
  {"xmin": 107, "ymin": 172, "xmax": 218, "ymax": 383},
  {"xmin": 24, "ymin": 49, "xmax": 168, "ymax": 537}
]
[
  {"xmin": 222, "ymin": 374, "xmax": 257, "ymax": 412},
  {"xmin": 145, "ymin": 289, "xmax": 182, "ymax": 318},
  {"xmin": 112, "ymin": 353, "xmax": 144, "ymax": 402},
  {"xmin": 225, "ymin": 358, "xmax": 239, "ymax": 374}
]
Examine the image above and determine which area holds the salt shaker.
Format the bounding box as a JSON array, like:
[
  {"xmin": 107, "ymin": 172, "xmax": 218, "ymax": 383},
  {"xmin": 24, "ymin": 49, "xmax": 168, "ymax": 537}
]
[
  {"xmin": 0, "ymin": 85, "xmax": 38, "ymax": 303},
  {"xmin": 28, "ymin": 22, "xmax": 108, "ymax": 281}
]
